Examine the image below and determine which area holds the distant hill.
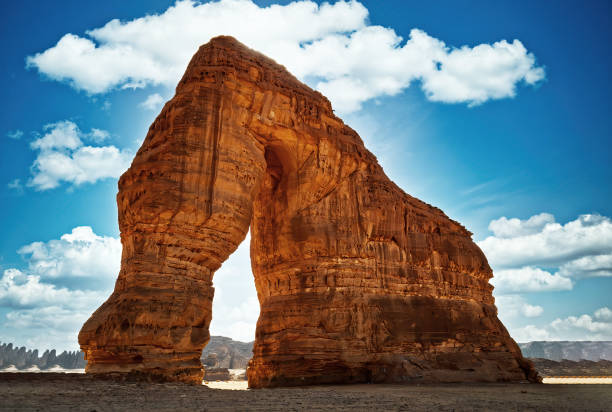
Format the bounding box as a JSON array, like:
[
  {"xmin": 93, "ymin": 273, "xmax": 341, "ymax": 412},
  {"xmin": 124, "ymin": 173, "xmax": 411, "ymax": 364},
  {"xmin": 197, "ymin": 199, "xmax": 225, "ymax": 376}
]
[
  {"xmin": 201, "ymin": 336, "xmax": 253, "ymax": 369},
  {"xmin": 207, "ymin": 339, "xmax": 612, "ymax": 366},
  {"xmin": 519, "ymin": 341, "xmax": 612, "ymax": 361},
  {"xmin": 4, "ymin": 339, "xmax": 610, "ymax": 371},
  {"xmin": 530, "ymin": 358, "xmax": 612, "ymax": 377},
  {"xmin": 0, "ymin": 342, "xmax": 85, "ymax": 370},
  {"xmin": 0, "ymin": 337, "xmax": 253, "ymax": 371}
]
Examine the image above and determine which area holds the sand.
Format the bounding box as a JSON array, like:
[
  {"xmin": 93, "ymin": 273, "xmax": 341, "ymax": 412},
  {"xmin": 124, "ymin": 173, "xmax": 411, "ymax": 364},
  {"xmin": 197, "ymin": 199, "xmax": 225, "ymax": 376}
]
[
  {"xmin": 1, "ymin": 373, "xmax": 612, "ymax": 411},
  {"xmin": 543, "ymin": 377, "xmax": 612, "ymax": 384},
  {"xmin": 0, "ymin": 367, "xmax": 85, "ymax": 374},
  {"xmin": 205, "ymin": 380, "xmax": 248, "ymax": 390}
]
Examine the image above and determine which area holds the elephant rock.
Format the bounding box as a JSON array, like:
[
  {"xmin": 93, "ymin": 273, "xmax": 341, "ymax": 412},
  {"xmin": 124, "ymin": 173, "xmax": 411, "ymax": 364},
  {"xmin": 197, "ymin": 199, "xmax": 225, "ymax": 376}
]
[{"xmin": 79, "ymin": 36, "xmax": 539, "ymax": 387}]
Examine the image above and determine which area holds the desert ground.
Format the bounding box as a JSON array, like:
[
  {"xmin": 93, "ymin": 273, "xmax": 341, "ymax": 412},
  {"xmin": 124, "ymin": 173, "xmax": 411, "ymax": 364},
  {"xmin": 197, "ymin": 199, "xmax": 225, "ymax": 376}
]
[{"xmin": 1, "ymin": 373, "xmax": 611, "ymax": 411}]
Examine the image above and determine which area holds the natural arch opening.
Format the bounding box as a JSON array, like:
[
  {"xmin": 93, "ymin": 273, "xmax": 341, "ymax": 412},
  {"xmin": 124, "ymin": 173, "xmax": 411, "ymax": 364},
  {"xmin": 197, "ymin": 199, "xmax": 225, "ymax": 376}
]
[
  {"xmin": 203, "ymin": 140, "xmax": 294, "ymax": 371},
  {"xmin": 205, "ymin": 232, "xmax": 258, "ymax": 373},
  {"xmin": 202, "ymin": 141, "xmax": 294, "ymax": 381}
]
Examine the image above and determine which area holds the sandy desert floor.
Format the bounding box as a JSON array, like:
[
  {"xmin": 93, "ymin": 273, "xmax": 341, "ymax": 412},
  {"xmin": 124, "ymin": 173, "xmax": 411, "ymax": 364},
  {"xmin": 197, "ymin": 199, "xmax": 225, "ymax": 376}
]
[{"xmin": 1, "ymin": 373, "xmax": 612, "ymax": 411}]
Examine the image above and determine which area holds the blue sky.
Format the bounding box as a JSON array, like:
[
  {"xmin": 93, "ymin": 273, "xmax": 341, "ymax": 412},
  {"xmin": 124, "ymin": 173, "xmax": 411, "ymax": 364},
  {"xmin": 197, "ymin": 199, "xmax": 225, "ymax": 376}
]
[{"xmin": 1, "ymin": 0, "xmax": 611, "ymax": 351}]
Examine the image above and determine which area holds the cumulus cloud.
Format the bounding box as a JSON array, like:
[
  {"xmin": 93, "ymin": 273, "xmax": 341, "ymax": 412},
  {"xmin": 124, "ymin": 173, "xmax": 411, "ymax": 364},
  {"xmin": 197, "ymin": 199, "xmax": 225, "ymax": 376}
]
[
  {"xmin": 480, "ymin": 214, "xmax": 612, "ymax": 269},
  {"xmin": 6, "ymin": 130, "xmax": 23, "ymax": 140},
  {"xmin": 3, "ymin": 307, "xmax": 98, "ymax": 352},
  {"xmin": 0, "ymin": 227, "xmax": 118, "ymax": 351},
  {"xmin": 550, "ymin": 311, "xmax": 611, "ymax": 336},
  {"xmin": 522, "ymin": 303, "xmax": 544, "ymax": 318},
  {"xmin": 491, "ymin": 267, "xmax": 573, "ymax": 294},
  {"xmin": 496, "ymin": 295, "xmax": 543, "ymax": 321},
  {"xmin": 5, "ymin": 306, "xmax": 88, "ymax": 332},
  {"xmin": 31, "ymin": 120, "xmax": 82, "ymax": 151},
  {"xmin": 594, "ymin": 307, "xmax": 612, "ymax": 322},
  {"xmin": 89, "ymin": 128, "xmax": 110, "ymax": 143},
  {"xmin": 495, "ymin": 295, "xmax": 547, "ymax": 342},
  {"xmin": 26, "ymin": 0, "xmax": 544, "ymax": 113},
  {"xmin": 480, "ymin": 213, "xmax": 612, "ymax": 294},
  {"xmin": 17, "ymin": 226, "xmax": 121, "ymax": 290},
  {"xmin": 546, "ymin": 307, "xmax": 612, "ymax": 340},
  {"xmin": 512, "ymin": 324, "xmax": 552, "ymax": 342},
  {"xmin": 558, "ymin": 254, "xmax": 612, "ymax": 279},
  {"xmin": 0, "ymin": 269, "xmax": 105, "ymax": 310},
  {"xmin": 488, "ymin": 213, "xmax": 555, "ymax": 239},
  {"xmin": 510, "ymin": 307, "xmax": 612, "ymax": 342},
  {"xmin": 210, "ymin": 296, "xmax": 259, "ymax": 342},
  {"xmin": 27, "ymin": 120, "xmax": 132, "ymax": 190},
  {"xmin": 140, "ymin": 93, "xmax": 165, "ymax": 110}
]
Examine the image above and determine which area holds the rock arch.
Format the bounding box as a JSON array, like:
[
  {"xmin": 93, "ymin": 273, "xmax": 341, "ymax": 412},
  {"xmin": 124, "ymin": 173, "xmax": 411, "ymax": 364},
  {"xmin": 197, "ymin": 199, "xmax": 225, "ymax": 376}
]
[{"xmin": 79, "ymin": 36, "xmax": 538, "ymax": 387}]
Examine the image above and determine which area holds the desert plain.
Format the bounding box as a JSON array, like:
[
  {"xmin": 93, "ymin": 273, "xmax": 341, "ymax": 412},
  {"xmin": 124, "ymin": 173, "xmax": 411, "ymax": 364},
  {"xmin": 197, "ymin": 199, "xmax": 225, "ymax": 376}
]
[{"xmin": 1, "ymin": 372, "xmax": 611, "ymax": 411}]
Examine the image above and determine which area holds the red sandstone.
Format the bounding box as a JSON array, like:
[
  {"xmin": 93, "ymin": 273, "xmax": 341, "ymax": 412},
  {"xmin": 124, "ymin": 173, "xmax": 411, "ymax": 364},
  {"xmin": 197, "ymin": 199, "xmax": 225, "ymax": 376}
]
[{"xmin": 79, "ymin": 36, "xmax": 539, "ymax": 387}]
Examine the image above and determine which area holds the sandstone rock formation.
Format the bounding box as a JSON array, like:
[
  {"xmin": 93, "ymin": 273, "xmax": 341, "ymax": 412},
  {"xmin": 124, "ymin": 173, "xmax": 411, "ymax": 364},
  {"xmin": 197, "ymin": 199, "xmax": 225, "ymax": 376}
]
[
  {"xmin": 201, "ymin": 336, "xmax": 253, "ymax": 369},
  {"xmin": 79, "ymin": 36, "xmax": 539, "ymax": 386},
  {"xmin": 203, "ymin": 367, "xmax": 231, "ymax": 381},
  {"xmin": 529, "ymin": 358, "xmax": 612, "ymax": 377},
  {"xmin": 0, "ymin": 343, "xmax": 86, "ymax": 371},
  {"xmin": 519, "ymin": 341, "xmax": 612, "ymax": 361}
]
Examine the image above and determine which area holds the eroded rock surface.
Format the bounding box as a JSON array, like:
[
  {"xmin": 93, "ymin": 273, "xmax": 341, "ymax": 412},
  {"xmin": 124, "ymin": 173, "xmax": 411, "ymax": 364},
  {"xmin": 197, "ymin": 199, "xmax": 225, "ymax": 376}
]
[
  {"xmin": 201, "ymin": 336, "xmax": 253, "ymax": 369},
  {"xmin": 79, "ymin": 36, "xmax": 539, "ymax": 386}
]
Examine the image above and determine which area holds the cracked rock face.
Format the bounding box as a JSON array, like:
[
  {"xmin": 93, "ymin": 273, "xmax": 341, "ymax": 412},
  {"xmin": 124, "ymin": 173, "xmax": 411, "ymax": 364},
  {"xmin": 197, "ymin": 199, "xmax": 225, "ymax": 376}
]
[{"xmin": 78, "ymin": 36, "xmax": 539, "ymax": 386}]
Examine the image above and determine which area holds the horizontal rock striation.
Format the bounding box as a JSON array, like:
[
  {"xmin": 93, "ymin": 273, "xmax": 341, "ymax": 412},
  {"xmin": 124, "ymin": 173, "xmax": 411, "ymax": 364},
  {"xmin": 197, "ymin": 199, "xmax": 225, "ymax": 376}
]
[{"xmin": 79, "ymin": 36, "xmax": 539, "ymax": 386}]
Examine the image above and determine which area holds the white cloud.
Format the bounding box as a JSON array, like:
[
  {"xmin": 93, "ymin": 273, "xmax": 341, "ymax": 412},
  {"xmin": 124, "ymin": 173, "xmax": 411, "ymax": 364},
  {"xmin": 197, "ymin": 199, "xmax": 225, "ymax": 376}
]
[
  {"xmin": 30, "ymin": 120, "xmax": 82, "ymax": 151},
  {"xmin": 479, "ymin": 213, "xmax": 612, "ymax": 294},
  {"xmin": 491, "ymin": 266, "xmax": 573, "ymax": 294},
  {"xmin": 496, "ymin": 294, "xmax": 543, "ymax": 322},
  {"xmin": 522, "ymin": 303, "xmax": 544, "ymax": 318},
  {"xmin": 0, "ymin": 269, "xmax": 105, "ymax": 310},
  {"xmin": 478, "ymin": 213, "xmax": 612, "ymax": 342},
  {"xmin": 549, "ymin": 309, "xmax": 612, "ymax": 340},
  {"xmin": 509, "ymin": 307, "xmax": 612, "ymax": 342},
  {"xmin": 488, "ymin": 213, "xmax": 555, "ymax": 239},
  {"xmin": 420, "ymin": 38, "xmax": 544, "ymax": 106},
  {"xmin": 0, "ymin": 227, "xmax": 118, "ymax": 352},
  {"xmin": 210, "ymin": 297, "xmax": 259, "ymax": 342},
  {"xmin": 17, "ymin": 226, "xmax": 121, "ymax": 290},
  {"xmin": 89, "ymin": 128, "xmax": 110, "ymax": 143},
  {"xmin": 480, "ymin": 214, "xmax": 612, "ymax": 269},
  {"xmin": 140, "ymin": 93, "xmax": 164, "ymax": 110},
  {"xmin": 495, "ymin": 295, "xmax": 548, "ymax": 342},
  {"xmin": 512, "ymin": 324, "xmax": 552, "ymax": 342},
  {"xmin": 594, "ymin": 307, "xmax": 612, "ymax": 322},
  {"xmin": 6, "ymin": 130, "xmax": 23, "ymax": 140},
  {"xmin": 27, "ymin": 120, "xmax": 132, "ymax": 190},
  {"xmin": 26, "ymin": 0, "xmax": 544, "ymax": 113},
  {"xmin": 4, "ymin": 306, "xmax": 91, "ymax": 352},
  {"xmin": 558, "ymin": 254, "xmax": 612, "ymax": 279}
]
